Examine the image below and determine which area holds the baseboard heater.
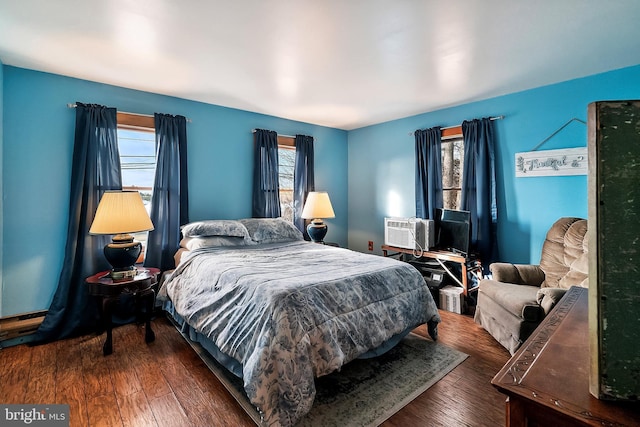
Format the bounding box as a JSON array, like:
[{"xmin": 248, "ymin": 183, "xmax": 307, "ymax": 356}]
[{"xmin": 0, "ymin": 310, "xmax": 47, "ymax": 342}]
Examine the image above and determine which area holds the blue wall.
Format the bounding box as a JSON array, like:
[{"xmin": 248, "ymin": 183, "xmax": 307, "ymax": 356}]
[
  {"xmin": 0, "ymin": 59, "xmax": 4, "ymax": 317},
  {"xmin": 348, "ymin": 65, "xmax": 640, "ymax": 264},
  {"xmin": 1, "ymin": 66, "xmax": 348, "ymax": 316},
  {"xmin": 3, "ymin": 63, "xmax": 640, "ymax": 317}
]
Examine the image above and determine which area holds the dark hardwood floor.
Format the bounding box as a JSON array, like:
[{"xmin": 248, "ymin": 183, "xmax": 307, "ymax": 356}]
[{"xmin": 0, "ymin": 310, "xmax": 511, "ymax": 426}]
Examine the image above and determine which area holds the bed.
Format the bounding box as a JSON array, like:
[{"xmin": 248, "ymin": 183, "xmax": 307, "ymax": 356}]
[{"xmin": 158, "ymin": 218, "xmax": 440, "ymax": 426}]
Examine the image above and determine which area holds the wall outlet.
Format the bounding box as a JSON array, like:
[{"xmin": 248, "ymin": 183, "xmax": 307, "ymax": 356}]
[{"xmin": 368, "ymin": 240, "xmax": 374, "ymax": 251}]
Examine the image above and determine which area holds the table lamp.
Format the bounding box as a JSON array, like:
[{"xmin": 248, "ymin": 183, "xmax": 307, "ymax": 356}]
[
  {"xmin": 301, "ymin": 191, "xmax": 335, "ymax": 243},
  {"xmin": 89, "ymin": 190, "xmax": 154, "ymax": 278}
]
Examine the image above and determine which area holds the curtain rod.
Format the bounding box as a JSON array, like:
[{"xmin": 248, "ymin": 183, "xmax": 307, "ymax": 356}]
[
  {"xmin": 408, "ymin": 115, "xmax": 504, "ymax": 136},
  {"xmin": 251, "ymin": 129, "xmax": 296, "ymax": 139},
  {"xmin": 67, "ymin": 103, "xmax": 192, "ymax": 122}
]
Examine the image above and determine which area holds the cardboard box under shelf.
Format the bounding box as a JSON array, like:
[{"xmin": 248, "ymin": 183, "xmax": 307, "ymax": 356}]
[{"xmin": 439, "ymin": 285, "xmax": 464, "ymax": 314}]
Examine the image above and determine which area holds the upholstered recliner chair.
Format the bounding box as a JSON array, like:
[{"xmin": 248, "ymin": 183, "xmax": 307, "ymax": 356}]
[{"xmin": 474, "ymin": 217, "xmax": 588, "ymax": 354}]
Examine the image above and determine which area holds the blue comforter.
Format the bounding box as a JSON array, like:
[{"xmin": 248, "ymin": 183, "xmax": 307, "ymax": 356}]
[{"xmin": 159, "ymin": 241, "xmax": 440, "ymax": 426}]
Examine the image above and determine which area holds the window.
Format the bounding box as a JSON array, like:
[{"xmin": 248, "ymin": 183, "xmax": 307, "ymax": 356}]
[
  {"xmin": 441, "ymin": 128, "xmax": 464, "ymax": 210},
  {"xmin": 277, "ymin": 136, "xmax": 296, "ymax": 222},
  {"xmin": 117, "ymin": 113, "xmax": 156, "ymax": 262}
]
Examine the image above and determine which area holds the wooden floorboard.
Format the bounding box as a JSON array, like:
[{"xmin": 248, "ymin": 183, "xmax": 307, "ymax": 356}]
[{"xmin": 0, "ymin": 310, "xmax": 510, "ymax": 426}]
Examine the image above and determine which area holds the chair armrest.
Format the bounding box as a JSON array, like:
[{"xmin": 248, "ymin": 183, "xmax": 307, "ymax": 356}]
[
  {"xmin": 536, "ymin": 287, "xmax": 568, "ymax": 315},
  {"xmin": 490, "ymin": 263, "xmax": 545, "ymax": 286}
]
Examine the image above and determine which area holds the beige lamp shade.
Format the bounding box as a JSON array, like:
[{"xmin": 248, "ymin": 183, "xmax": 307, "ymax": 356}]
[
  {"xmin": 301, "ymin": 191, "xmax": 335, "ymax": 219},
  {"xmin": 89, "ymin": 191, "xmax": 154, "ymax": 235}
]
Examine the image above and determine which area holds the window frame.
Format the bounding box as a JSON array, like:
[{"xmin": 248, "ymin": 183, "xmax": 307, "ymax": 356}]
[
  {"xmin": 117, "ymin": 112, "xmax": 154, "ymax": 130},
  {"xmin": 277, "ymin": 136, "xmax": 296, "ymax": 222},
  {"xmin": 441, "ymin": 126, "xmax": 464, "ymax": 210},
  {"xmin": 116, "ymin": 112, "xmax": 156, "ymax": 263}
]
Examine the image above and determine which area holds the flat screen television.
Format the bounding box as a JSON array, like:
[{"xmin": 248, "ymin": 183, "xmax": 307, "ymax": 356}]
[{"xmin": 436, "ymin": 208, "xmax": 471, "ymax": 257}]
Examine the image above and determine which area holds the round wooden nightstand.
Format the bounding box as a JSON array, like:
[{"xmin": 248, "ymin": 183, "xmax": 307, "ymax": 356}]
[{"xmin": 86, "ymin": 267, "xmax": 160, "ymax": 356}]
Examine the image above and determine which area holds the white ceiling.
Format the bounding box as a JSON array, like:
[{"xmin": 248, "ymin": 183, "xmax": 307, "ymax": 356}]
[{"xmin": 1, "ymin": 1, "xmax": 640, "ymax": 130}]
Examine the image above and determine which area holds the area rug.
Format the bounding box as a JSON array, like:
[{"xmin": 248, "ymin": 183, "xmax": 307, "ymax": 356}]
[{"xmin": 184, "ymin": 332, "xmax": 468, "ymax": 426}]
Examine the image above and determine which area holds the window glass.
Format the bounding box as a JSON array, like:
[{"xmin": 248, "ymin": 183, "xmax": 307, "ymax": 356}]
[
  {"xmin": 117, "ymin": 127, "xmax": 156, "ymax": 260},
  {"xmin": 278, "ymin": 146, "xmax": 295, "ymax": 222},
  {"xmin": 442, "ymin": 137, "xmax": 464, "ymax": 210}
]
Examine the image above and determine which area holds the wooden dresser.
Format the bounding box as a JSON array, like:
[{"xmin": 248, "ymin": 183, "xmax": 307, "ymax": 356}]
[{"xmin": 491, "ymin": 286, "xmax": 640, "ymax": 426}]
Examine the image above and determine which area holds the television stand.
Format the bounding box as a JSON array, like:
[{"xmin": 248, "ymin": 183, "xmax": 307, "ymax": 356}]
[
  {"xmin": 381, "ymin": 245, "xmax": 481, "ymax": 297},
  {"xmin": 450, "ymin": 248, "xmax": 467, "ymax": 257}
]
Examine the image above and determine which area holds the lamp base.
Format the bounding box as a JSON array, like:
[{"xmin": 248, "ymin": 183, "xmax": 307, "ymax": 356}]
[
  {"xmin": 307, "ymin": 219, "xmax": 328, "ymax": 243},
  {"xmin": 104, "ymin": 234, "xmax": 141, "ymax": 274},
  {"xmin": 108, "ymin": 268, "xmax": 138, "ymax": 280}
]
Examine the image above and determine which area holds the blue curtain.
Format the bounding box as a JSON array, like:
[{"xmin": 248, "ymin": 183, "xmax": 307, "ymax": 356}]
[
  {"xmin": 293, "ymin": 134, "xmax": 315, "ymax": 238},
  {"xmin": 144, "ymin": 113, "xmax": 189, "ymax": 272},
  {"xmin": 34, "ymin": 103, "xmax": 122, "ymax": 343},
  {"xmin": 415, "ymin": 127, "xmax": 443, "ymax": 219},
  {"xmin": 461, "ymin": 118, "xmax": 498, "ymax": 265},
  {"xmin": 252, "ymin": 129, "xmax": 281, "ymax": 218}
]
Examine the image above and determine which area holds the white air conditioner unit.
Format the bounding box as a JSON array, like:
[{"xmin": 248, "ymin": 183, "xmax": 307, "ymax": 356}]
[{"xmin": 384, "ymin": 217, "xmax": 435, "ymax": 250}]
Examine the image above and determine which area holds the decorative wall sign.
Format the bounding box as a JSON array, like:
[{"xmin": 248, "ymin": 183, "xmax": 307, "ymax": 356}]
[{"xmin": 515, "ymin": 147, "xmax": 588, "ymax": 177}]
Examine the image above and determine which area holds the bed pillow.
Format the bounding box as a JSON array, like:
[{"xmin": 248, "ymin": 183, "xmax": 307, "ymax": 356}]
[
  {"xmin": 181, "ymin": 219, "xmax": 251, "ymax": 239},
  {"xmin": 239, "ymin": 218, "xmax": 304, "ymax": 244},
  {"xmin": 180, "ymin": 235, "xmax": 256, "ymax": 250}
]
